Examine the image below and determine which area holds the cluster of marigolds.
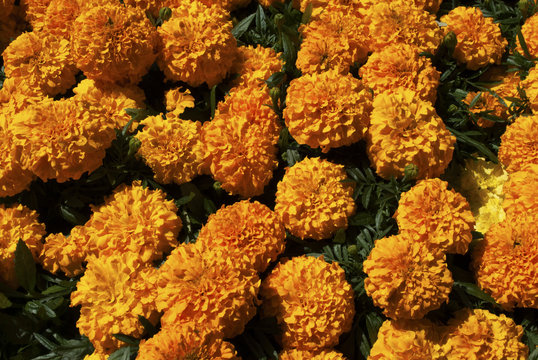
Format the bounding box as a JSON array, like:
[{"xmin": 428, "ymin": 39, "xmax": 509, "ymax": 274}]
[{"xmin": 0, "ymin": 0, "xmax": 537, "ymax": 358}]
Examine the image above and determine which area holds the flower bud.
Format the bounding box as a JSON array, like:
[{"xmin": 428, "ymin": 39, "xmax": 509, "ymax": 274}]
[
  {"xmin": 404, "ymin": 164, "xmax": 419, "ymax": 180},
  {"xmin": 442, "ymin": 31, "xmax": 457, "ymax": 55}
]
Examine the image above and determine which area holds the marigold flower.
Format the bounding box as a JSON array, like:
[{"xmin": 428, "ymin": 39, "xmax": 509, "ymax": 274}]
[
  {"xmin": 394, "ymin": 178, "xmax": 474, "ymax": 255},
  {"xmin": 157, "ymin": 1, "xmax": 237, "ymax": 87},
  {"xmin": 441, "ymin": 6, "xmax": 507, "ymax": 70},
  {"xmin": 70, "ymin": 254, "xmax": 159, "ymax": 354},
  {"xmin": 360, "ymin": 43, "xmax": 440, "ymax": 103},
  {"xmin": 463, "ymin": 91, "xmax": 504, "ymax": 128},
  {"xmin": 279, "ymin": 349, "xmax": 347, "ymax": 360},
  {"xmin": 296, "ymin": 7, "xmax": 369, "ymax": 75},
  {"xmin": 123, "ymin": 0, "xmax": 164, "ymax": 17},
  {"xmin": 260, "ymin": 255, "xmax": 354, "ymax": 350},
  {"xmin": 369, "ymin": 318, "xmax": 443, "ymax": 360},
  {"xmin": 0, "ymin": 77, "xmax": 45, "ymax": 115},
  {"xmin": 522, "ymin": 66, "xmax": 538, "ymax": 114},
  {"xmin": 274, "ymin": 157, "xmax": 356, "ymax": 240},
  {"xmin": 363, "ymin": 233, "xmax": 453, "ymax": 319},
  {"xmin": 196, "ymin": 200, "xmax": 286, "ymax": 273},
  {"xmin": 10, "ymin": 98, "xmax": 116, "ymax": 183},
  {"xmin": 39, "ymin": 226, "xmax": 88, "ymax": 277},
  {"xmin": 518, "ymin": 12, "xmax": 538, "ymax": 58},
  {"xmin": 37, "ymin": 0, "xmax": 84, "ymax": 38},
  {"xmin": 164, "ymin": 87, "xmax": 195, "ymax": 117},
  {"xmin": 83, "ymin": 352, "xmax": 108, "ymax": 360},
  {"xmin": 442, "ymin": 309, "xmax": 528, "ymax": 359},
  {"xmin": 498, "ymin": 115, "xmax": 538, "ymax": 172},
  {"xmin": 229, "ymin": 45, "xmax": 283, "ymax": 88},
  {"xmin": 0, "ymin": 204, "xmax": 45, "ymax": 288},
  {"xmin": 2, "ymin": 31, "xmax": 78, "ymax": 97},
  {"xmin": 156, "ymin": 243, "xmax": 260, "ymax": 338},
  {"xmin": 71, "ymin": 4, "xmax": 158, "ymax": 84},
  {"xmin": 502, "ymin": 165, "xmax": 538, "ymax": 221},
  {"xmin": 366, "ymin": 0, "xmax": 443, "ymax": 54},
  {"xmin": 136, "ymin": 326, "xmax": 240, "ymax": 360},
  {"xmin": 473, "ymin": 217, "xmax": 538, "ymax": 310},
  {"xmin": 20, "ymin": 0, "xmax": 51, "ymax": 30},
  {"xmin": 367, "ymin": 88, "xmax": 456, "ymax": 180},
  {"xmin": 283, "ymin": 70, "xmax": 372, "ymax": 152}
]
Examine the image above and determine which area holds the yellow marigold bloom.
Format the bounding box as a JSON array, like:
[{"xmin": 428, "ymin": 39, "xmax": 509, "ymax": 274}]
[
  {"xmin": 442, "ymin": 309, "xmax": 528, "ymax": 359},
  {"xmin": 367, "ymin": 88, "xmax": 456, "ymax": 180},
  {"xmin": 135, "ymin": 114, "xmax": 204, "ymax": 185},
  {"xmin": 229, "ymin": 45, "xmax": 283, "ymax": 88},
  {"xmin": 196, "ymin": 200, "xmax": 286, "ymax": 273},
  {"xmin": 473, "ymin": 216, "xmax": 538, "ymax": 310},
  {"xmin": 0, "ymin": 77, "xmax": 45, "ymax": 115},
  {"xmin": 463, "ymin": 91, "xmax": 506, "ymax": 128},
  {"xmin": 123, "ymin": 0, "xmax": 164, "ymax": 17},
  {"xmin": 10, "ymin": 98, "xmax": 116, "ymax": 183},
  {"xmin": 2, "ymin": 31, "xmax": 77, "ymax": 97},
  {"xmin": 70, "ymin": 254, "xmax": 159, "ymax": 354},
  {"xmin": 260, "ymin": 255, "xmax": 355, "ymax": 350},
  {"xmin": 39, "ymin": 226, "xmax": 88, "ymax": 277},
  {"xmin": 71, "ymin": 4, "xmax": 158, "ymax": 85},
  {"xmin": 274, "ymin": 157, "xmax": 356, "ymax": 240},
  {"xmin": 164, "ymin": 87, "xmax": 195, "ymax": 117},
  {"xmin": 518, "ymin": 12, "xmax": 538, "ymax": 58},
  {"xmin": 157, "ymin": 1, "xmax": 237, "ymax": 87},
  {"xmin": 441, "ymin": 6, "xmax": 507, "ymax": 70},
  {"xmin": 498, "ymin": 115, "xmax": 538, "ymax": 172},
  {"xmin": 279, "ymin": 349, "xmax": 347, "ymax": 360},
  {"xmin": 38, "ymin": 0, "xmax": 84, "ymax": 38},
  {"xmin": 360, "ymin": 43, "xmax": 440, "ymax": 103},
  {"xmin": 502, "ymin": 165, "xmax": 538, "ymax": 221},
  {"xmin": 394, "ymin": 178, "xmax": 474, "ymax": 255},
  {"xmin": 369, "ymin": 318, "xmax": 443, "ymax": 360},
  {"xmin": 366, "ymin": 0, "xmax": 443, "ymax": 54},
  {"xmin": 80, "ymin": 182, "xmax": 181, "ymax": 264},
  {"xmin": 20, "ymin": 0, "xmax": 51, "ymax": 29},
  {"xmin": 522, "ymin": 66, "xmax": 538, "ymax": 114},
  {"xmin": 136, "ymin": 326, "xmax": 240, "ymax": 360},
  {"xmin": 156, "ymin": 243, "xmax": 260, "ymax": 338},
  {"xmin": 296, "ymin": 6, "xmax": 369, "ymax": 75},
  {"xmin": 284, "ymin": 70, "xmax": 372, "ymax": 152},
  {"xmin": 363, "ymin": 233, "xmax": 453, "ymax": 320},
  {"xmin": 83, "ymin": 352, "xmax": 108, "ymax": 360}
]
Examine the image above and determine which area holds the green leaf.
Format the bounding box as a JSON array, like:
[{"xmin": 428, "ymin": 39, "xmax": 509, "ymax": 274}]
[
  {"xmin": 0, "ymin": 292, "xmax": 12, "ymax": 309},
  {"xmin": 175, "ymin": 191, "xmax": 196, "ymax": 206},
  {"xmin": 232, "ymin": 13, "xmax": 256, "ymax": 39},
  {"xmin": 59, "ymin": 205, "xmax": 87, "ymax": 225},
  {"xmin": 301, "ymin": 2, "xmax": 313, "ymax": 24},
  {"xmin": 517, "ymin": 28, "xmax": 532, "ymax": 58},
  {"xmin": 33, "ymin": 333, "xmax": 57, "ymax": 351},
  {"xmin": 108, "ymin": 346, "xmax": 135, "ymax": 360},
  {"xmin": 453, "ymin": 281, "xmax": 499, "ymax": 305},
  {"xmin": 15, "ymin": 239, "xmax": 36, "ymax": 292},
  {"xmin": 210, "ymin": 85, "xmax": 217, "ymax": 119},
  {"xmin": 333, "ymin": 228, "xmax": 346, "ymax": 244},
  {"xmin": 138, "ymin": 315, "xmax": 158, "ymax": 338},
  {"xmin": 112, "ymin": 334, "xmax": 139, "ymax": 346},
  {"xmin": 265, "ymin": 71, "xmax": 285, "ymax": 88}
]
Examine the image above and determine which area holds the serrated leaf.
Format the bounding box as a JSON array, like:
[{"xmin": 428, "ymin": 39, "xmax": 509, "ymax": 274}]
[
  {"xmin": 232, "ymin": 13, "xmax": 256, "ymax": 39},
  {"xmin": 15, "ymin": 239, "xmax": 36, "ymax": 292},
  {"xmin": 0, "ymin": 292, "xmax": 12, "ymax": 309}
]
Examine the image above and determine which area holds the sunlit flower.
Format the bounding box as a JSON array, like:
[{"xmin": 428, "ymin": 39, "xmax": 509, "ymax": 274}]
[
  {"xmin": 363, "ymin": 233, "xmax": 453, "ymax": 319},
  {"xmin": 164, "ymin": 87, "xmax": 195, "ymax": 117},
  {"xmin": 71, "ymin": 3, "xmax": 158, "ymax": 84},
  {"xmin": 502, "ymin": 165, "xmax": 538, "ymax": 221},
  {"xmin": 274, "ymin": 157, "xmax": 356, "ymax": 240},
  {"xmin": 394, "ymin": 178, "xmax": 475, "ymax": 255},
  {"xmin": 522, "ymin": 65, "xmax": 538, "ymax": 114},
  {"xmin": 517, "ymin": 12, "xmax": 538, "ymax": 58},
  {"xmin": 367, "ymin": 88, "xmax": 456, "ymax": 180},
  {"xmin": 39, "ymin": 226, "xmax": 88, "ymax": 277},
  {"xmin": 260, "ymin": 255, "xmax": 355, "ymax": 350},
  {"xmin": 156, "ymin": 243, "xmax": 260, "ymax": 338},
  {"xmin": 283, "ymin": 69, "xmax": 372, "ymax": 152},
  {"xmin": 157, "ymin": 1, "xmax": 237, "ymax": 87},
  {"xmin": 442, "ymin": 309, "xmax": 529, "ymax": 359},
  {"xmin": 498, "ymin": 115, "xmax": 538, "ymax": 172},
  {"xmin": 70, "ymin": 254, "xmax": 159, "ymax": 354},
  {"xmin": 360, "ymin": 43, "xmax": 440, "ymax": 103},
  {"xmin": 229, "ymin": 45, "xmax": 283, "ymax": 88},
  {"xmin": 441, "ymin": 6, "xmax": 507, "ymax": 70},
  {"xmin": 279, "ymin": 348, "xmax": 347, "ymax": 360},
  {"xmin": 196, "ymin": 200, "xmax": 286, "ymax": 273},
  {"xmin": 123, "ymin": 0, "xmax": 164, "ymax": 17},
  {"xmin": 0, "ymin": 204, "xmax": 46, "ymax": 288},
  {"xmin": 83, "ymin": 351, "xmax": 108, "ymax": 360},
  {"xmin": 38, "ymin": 0, "xmax": 84, "ymax": 38}
]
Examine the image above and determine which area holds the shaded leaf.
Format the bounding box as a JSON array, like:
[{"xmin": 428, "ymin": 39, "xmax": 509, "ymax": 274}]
[{"xmin": 15, "ymin": 239, "xmax": 36, "ymax": 292}]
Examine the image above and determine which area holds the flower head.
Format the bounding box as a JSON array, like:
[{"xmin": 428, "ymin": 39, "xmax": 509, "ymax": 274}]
[
  {"xmin": 522, "ymin": 66, "xmax": 538, "ymax": 114},
  {"xmin": 498, "ymin": 115, "xmax": 538, "ymax": 173},
  {"xmin": 518, "ymin": 12, "xmax": 538, "ymax": 58},
  {"xmin": 363, "ymin": 233, "xmax": 453, "ymax": 319},
  {"xmin": 39, "ymin": 226, "xmax": 88, "ymax": 277},
  {"xmin": 164, "ymin": 87, "xmax": 195, "ymax": 117},
  {"xmin": 502, "ymin": 165, "xmax": 538, "ymax": 221},
  {"xmin": 283, "ymin": 69, "xmax": 372, "ymax": 152},
  {"xmin": 274, "ymin": 157, "xmax": 356, "ymax": 240},
  {"xmin": 123, "ymin": 0, "xmax": 164, "ymax": 17},
  {"xmin": 229, "ymin": 45, "xmax": 283, "ymax": 88},
  {"xmin": 260, "ymin": 255, "xmax": 355, "ymax": 350},
  {"xmin": 279, "ymin": 349, "xmax": 347, "ymax": 360}
]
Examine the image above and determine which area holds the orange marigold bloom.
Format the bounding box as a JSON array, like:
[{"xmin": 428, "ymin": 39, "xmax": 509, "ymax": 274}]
[
  {"xmin": 71, "ymin": 4, "xmax": 158, "ymax": 85},
  {"xmin": 369, "ymin": 318, "xmax": 443, "ymax": 360},
  {"xmin": 363, "ymin": 233, "xmax": 453, "ymax": 320},
  {"xmin": 135, "ymin": 114, "xmax": 204, "ymax": 185},
  {"xmin": 81, "ymin": 182, "xmax": 182, "ymax": 264},
  {"xmin": 502, "ymin": 165, "xmax": 538, "ymax": 221},
  {"xmin": 296, "ymin": 6, "xmax": 369, "ymax": 75},
  {"xmin": 0, "ymin": 204, "xmax": 45, "ymax": 288},
  {"xmin": 2, "ymin": 31, "xmax": 78, "ymax": 97},
  {"xmin": 20, "ymin": 0, "xmax": 51, "ymax": 30},
  {"xmin": 517, "ymin": 12, "xmax": 538, "ymax": 58},
  {"xmin": 367, "ymin": 88, "xmax": 456, "ymax": 180},
  {"xmin": 441, "ymin": 6, "xmax": 507, "ymax": 70},
  {"xmin": 274, "ymin": 157, "xmax": 356, "ymax": 240},
  {"xmin": 283, "ymin": 69, "xmax": 372, "ymax": 152},
  {"xmin": 472, "ymin": 216, "xmax": 538, "ymax": 310},
  {"xmin": 0, "ymin": 77, "xmax": 45, "ymax": 115},
  {"xmin": 498, "ymin": 115, "xmax": 538, "ymax": 172},
  {"xmin": 123, "ymin": 0, "xmax": 164, "ymax": 17},
  {"xmin": 70, "ymin": 254, "xmax": 159, "ymax": 354},
  {"xmin": 229, "ymin": 45, "xmax": 283, "ymax": 88},
  {"xmin": 394, "ymin": 178, "xmax": 475, "ymax": 255},
  {"xmin": 366, "ymin": 0, "xmax": 443, "ymax": 54},
  {"xmin": 442, "ymin": 309, "xmax": 528, "ymax": 359},
  {"xmin": 10, "ymin": 98, "xmax": 116, "ymax": 183},
  {"xmin": 260, "ymin": 255, "xmax": 355, "ymax": 350},
  {"xmin": 463, "ymin": 91, "xmax": 504, "ymax": 128},
  {"xmin": 196, "ymin": 200, "xmax": 286, "ymax": 273},
  {"xmin": 156, "ymin": 243, "xmax": 260, "ymax": 338},
  {"xmin": 38, "ymin": 0, "xmax": 84, "ymax": 38},
  {"xmin": 136, "ymin": 326, "xmax": 240, "ymax": 360},
  {"xmin": 83, "ymin": 352, "xmax": 108, "ymax": 360},
  {"xmin": 521, "ymin": 66, "xmax": 538, "ymax": 114},
  {"xmin": 39, "ymin": 226, "xmax": 88, "ymax": 277},
  {"xmin": 359, "ymin": 43, "xmax": 440, "ymax": 103},
  {"xmin": 279, "ymin": 349, "xmax": 347, "ymax": 360},
  {"xmin": 164, "ymin": 87, "xmax": 195, "ymax": 117},
  {"xmin": 157, "ymin": 1, "xmax": 237, "ymax": 87}
]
